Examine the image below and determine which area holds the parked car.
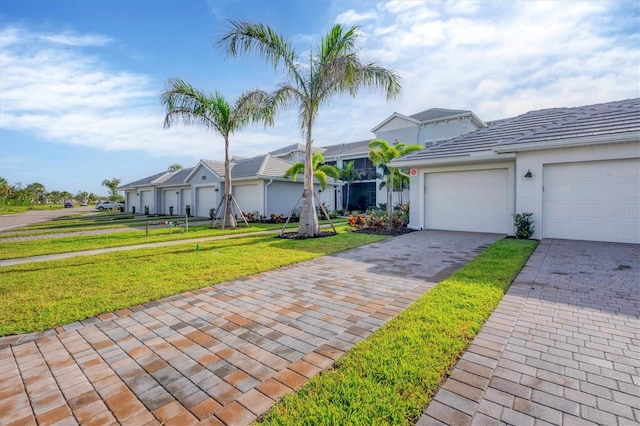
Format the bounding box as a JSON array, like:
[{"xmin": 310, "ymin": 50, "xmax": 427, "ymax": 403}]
[
  {"xmin": 64, "ymin": 202, "xmax": 73, "ymax": 208},
  {"xmin": 79, "ymin": 201, "xmax": 88, "ymax": 206},
  {"xmin": 95, "ymin": 201, "xmax": 124, "ymax": 210}
]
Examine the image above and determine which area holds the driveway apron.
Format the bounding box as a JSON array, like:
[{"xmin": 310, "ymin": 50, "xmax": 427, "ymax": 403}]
[
  {"xmin": 0, "ymin": 231, "xmax": 500, "ymax": 425},
  {"xmin": 420, "ymin": 238, "xmax": 640, "ymax": 426}
]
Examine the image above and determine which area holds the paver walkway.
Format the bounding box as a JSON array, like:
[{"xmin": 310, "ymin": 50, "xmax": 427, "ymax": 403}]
[
  {"xmin": 0, "ymin": 231, "xmax": 500, "ymax": 425},
  {"xmin": 420, "ymin": 239, "xmax": 640, "ymax": 425}
]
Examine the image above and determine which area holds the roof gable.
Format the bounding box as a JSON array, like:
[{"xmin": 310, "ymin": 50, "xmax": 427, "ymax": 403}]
[{"xmin": 371, "ymin": 107, "xmax": 483, "ymax": 133}]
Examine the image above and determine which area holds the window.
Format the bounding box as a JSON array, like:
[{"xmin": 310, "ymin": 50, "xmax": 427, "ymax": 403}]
[
  {"xmin": 352, "ymin": 157, "xmax": 376, "ymax": 180},
  {"xmin": 202, "ymin": 175, "xmax": 206, "ymax": 180}
]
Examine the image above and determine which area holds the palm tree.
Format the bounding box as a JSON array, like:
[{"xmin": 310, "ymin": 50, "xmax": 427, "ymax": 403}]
[
  {"xmin": 161, "ymin": 78, "xmax": 272, "ymax": 229},
  {"xmin": 101, "ymin": 178, "xmax": 121, "ymax": 212},
  {"xmin": 219, "ymin": 21, "xmax": 402, "ymax": 236},
  {"xmin": 25, "ymin": 182, "xmax": 46, "ymax": 205},
  {"xmin": 284, "ymin": 152, "xmax": 339, "ymax": 192},
  {"xmin": 0, "ymin": 177, "xmax": 11, "ymax": 209},
  {"xmin": 337, "ymin": 160, "xmax": 361, "ymax": 211},
  {"xmin": 368, "ymin": 139, "xmax": 423, "ymax": 217}
]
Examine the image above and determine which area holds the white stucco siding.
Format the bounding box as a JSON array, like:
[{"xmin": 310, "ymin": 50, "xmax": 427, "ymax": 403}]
[
  {"xmin": 516, "ymin": 142, "xmax": 640, "ymax": 243},
  {"xmin": 233, "ymin": 182, "xmax": 261, "ymax": 215}
]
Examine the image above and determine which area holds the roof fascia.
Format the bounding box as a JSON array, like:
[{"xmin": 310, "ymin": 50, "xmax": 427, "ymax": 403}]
[
  {"xmin": 391, "ymin": 152, "xmax": 516, "ymax": 168},
  {"xmin": 493, "ymin": 132, "xmax": 640, "ymax": 153}
]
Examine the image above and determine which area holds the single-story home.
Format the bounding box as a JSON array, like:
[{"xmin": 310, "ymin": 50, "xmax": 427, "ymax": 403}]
[
  {"xmin": 391, "ymin": 98, "xmax": 640, "ymax": 244},
  {"xmin": 118, "ymin": 154, "xmax": 340, "ymax": 218}
]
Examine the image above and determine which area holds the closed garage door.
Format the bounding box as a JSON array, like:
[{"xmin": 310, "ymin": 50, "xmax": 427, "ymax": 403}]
[
  {"xmin": 163, "ymin": 190, "xmax": 178, "ymax": 215},
  {"xmin": 195, "ymin": 186, "xmax": 216, "ymax": 218},
  {"xmin": 140, "ymin": 190, "xmax": 153, "ymax": 214},
  {"xmin": 425, "ymin": 169, "xmax": 510, "ymax": 233},
  {"xmin": 233, "ymin": 184, "xmax": 259, "ymax": 214},
  {"xmin": 543, "ymin": 159, "xmax": 639, "ymax": 244}
]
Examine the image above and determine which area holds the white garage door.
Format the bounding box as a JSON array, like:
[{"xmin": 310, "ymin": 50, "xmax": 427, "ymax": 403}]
[
  {"xmin": 543, "ymin": 159, "xmax": 640, "ymax": 244},
  {"xmin": 233, "ymin": 184, "xmax": 260, "ymax": 214},
  {"xmin": 425, "ymin": 169, "xmax": 510, "ymax": 233},
  {"xmin": 180, "ymin": 189, "xmax": 191, "ymax": 216},
  {"xmin": 139, "ymin": 190, "xmax": 153, "ymax": 214},
  {"xmin": 195, "ymin": 186, "xmax": 217, "ymax": 218},
  {"xmin": 163, "ymin": 190, "xmax": 178, "ymax": 215}
]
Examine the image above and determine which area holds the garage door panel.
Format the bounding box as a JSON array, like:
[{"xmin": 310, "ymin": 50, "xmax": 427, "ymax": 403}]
[
  {"xmin": 425, "ymin": 168, "xmax": 510, "ymax": 234},
  {"xmin": 196, "ymin": 187, "xmax": 216, "ymax": 218},
  {"xmin": 543, "ymin": 159, "xmax": 639, "ymax": 244}
]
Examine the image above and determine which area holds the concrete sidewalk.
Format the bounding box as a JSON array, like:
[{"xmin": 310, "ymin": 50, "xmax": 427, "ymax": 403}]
[{"xmin": 0, "ymin": 231, "xmax": 501, "ymax": 425}]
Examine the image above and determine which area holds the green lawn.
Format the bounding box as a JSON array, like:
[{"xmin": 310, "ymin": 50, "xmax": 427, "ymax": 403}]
[
  {"xmin": 0, "ymin": 219, "xmax": 346, "ymax": 260},
  {"xmin": 0, "ymin": 228, "xmax": 386, "ymax": 336},
  {"xmin": 258, "ymin": 238, "xmax": 538, "ymax": 425}
]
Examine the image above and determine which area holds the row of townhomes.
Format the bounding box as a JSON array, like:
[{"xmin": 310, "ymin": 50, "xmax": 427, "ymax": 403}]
[{"xmin": 119, "ymin": 98, "xmax": 639, "ymax": 244}]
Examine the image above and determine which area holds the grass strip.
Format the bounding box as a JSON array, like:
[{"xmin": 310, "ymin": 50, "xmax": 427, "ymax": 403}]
[
  {"xmin": 0, "ymin": 228, "xmax": 386, "ymax": 336},
  {"xmin": 258, "ymin": 238, "xmax": 538, "ymax": 425},
  {"xmin": 0, "ymin": 222, "xmax": 346, "ymax": 260}
]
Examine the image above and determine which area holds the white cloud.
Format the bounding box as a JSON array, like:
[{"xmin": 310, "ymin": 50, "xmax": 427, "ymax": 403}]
[
  {"xmin": 336, "ymin": 9, "xmax": 378, "ymax": 25},
  {"xmin": 352, "ymin": 0, "xmax": 640, "ymax": 121}
]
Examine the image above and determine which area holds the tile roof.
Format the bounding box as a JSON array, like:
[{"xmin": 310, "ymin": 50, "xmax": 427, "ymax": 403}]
[
  {"xmin": 320, "ymin": 140, "xmax": 371, "ymax": 158},
  {"xmin": 397, "ymin": 98, "xmax": 640, "ymax": 162},
  {"xmin": 118, "ymin": 171, "xmax": 173, "ymax": 189},
  {"xmin": 159, "ymin": 168, "xmax": 194, "ymax": 186},
  {"xmin": 409, "ymin": 108, "xmax": 473, "ymax": 122}
]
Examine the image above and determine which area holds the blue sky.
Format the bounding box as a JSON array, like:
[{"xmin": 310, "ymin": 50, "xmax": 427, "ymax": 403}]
[{"xmin": 1, "ymin": 0, "xmax": 638, "ymax": 196}]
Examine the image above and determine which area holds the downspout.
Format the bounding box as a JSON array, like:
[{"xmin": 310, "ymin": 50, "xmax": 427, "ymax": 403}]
[{"xmin": 264, "ymin": 179, "xmax": 274, "ymax": 217}]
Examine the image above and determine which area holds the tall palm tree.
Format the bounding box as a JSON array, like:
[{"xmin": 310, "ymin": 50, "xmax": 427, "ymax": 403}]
[
  {"xmin": 219, "ymin": 21, "xmax": 402, "ymax": 236},
  {"xmin": 368, "ymin": 139, "xmax": 423, "ymax": 217},
  {"xmin": 337, "ymin": 160, "xmax": 361, "ymax": 211},
  {"xmin": 162, "ymin": 78, "xmax": 272, "ymax": 229},
  {"xmin": 284, "ymin": 152, "xmax": 339, "ymax": 192}
]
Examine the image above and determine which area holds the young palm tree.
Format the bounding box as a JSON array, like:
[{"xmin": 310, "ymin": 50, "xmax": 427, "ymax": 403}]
[
  {"xmin": 101, "ymin": 178, "xmax": 121, "ymax": 212},
  {"xmin": 368, "ymin": 139, "xmax": 423, "ymax": 217},
  {"xmin": 161, "ymin": 78, "xmax": 272, "ymax": 229},
  {"xmin": 219, "ymin": 21, "xmax": 401, "ymax": 236},
  {"xmin": 337, "ymin": 160, "xmax": 361, "ymax": 211},
  {"xmin": 284, "ymin": 152, "xmax": 339, "ymax": 192}
]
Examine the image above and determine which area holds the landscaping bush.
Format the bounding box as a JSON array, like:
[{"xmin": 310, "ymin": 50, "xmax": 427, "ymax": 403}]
[{"xmin": 513, "ymin": 212, "xmax": 535, "ymax": 239}]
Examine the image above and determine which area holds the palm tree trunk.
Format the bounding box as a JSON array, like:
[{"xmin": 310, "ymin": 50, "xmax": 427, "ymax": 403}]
[
  {"xmin": 298, "ymin": 119, "xmax": 319, "ymax": 236},
  {"xmin": 222, "ymin": 136, "xmax": 237, "ymax": 229}
]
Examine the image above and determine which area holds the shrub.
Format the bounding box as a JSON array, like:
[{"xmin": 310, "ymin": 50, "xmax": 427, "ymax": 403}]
[
  {"xmin": 513, "ymin": 212, "xmax": 535, "ymax": 239},
  {"xmin": 185, "ymin": 205, "xmax": 191, "ymax": 217},
  {"xmin": 209, "ymin": 208, "xmax": 216, "ymax": 220},
  {"xmin": 169, "ymin": 206, "xmax": 174, "ymax": 215},
  {"xmin": 144, "ymin": 205, "xmax": 149, "ymax": 215}
]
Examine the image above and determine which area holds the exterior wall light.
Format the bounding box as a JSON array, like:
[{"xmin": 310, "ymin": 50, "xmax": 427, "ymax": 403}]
[{"xmin": 524, "ymin": 169, "xmax": 533, "ymax": 178}]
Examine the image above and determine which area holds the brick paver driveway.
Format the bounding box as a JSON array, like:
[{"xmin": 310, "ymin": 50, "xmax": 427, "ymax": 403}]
[
  {"xmin": 421, "ymin": 239, "xmax": 640, "ymax": 425},
  {"xmin": 0, "ymin": 231, "xmax": 500, "ymax": 425}
]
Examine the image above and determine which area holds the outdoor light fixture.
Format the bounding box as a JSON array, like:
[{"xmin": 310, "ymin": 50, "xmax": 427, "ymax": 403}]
[
  {"xmin": 175, "ymin": 191, "xmax": 179, "ymax": 194},
  {"xmin": 524, "ymin": 169, "xmax": 533, "ymax": 178},
  {"xmin": 136, "ymin": 193, "xmax": 139, "ymax": 196}
]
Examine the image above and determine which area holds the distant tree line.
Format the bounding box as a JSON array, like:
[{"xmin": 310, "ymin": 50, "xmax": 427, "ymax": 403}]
[{"xmin": 0, "ymin": 176, "xmax": 107, "ymax": 206}]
